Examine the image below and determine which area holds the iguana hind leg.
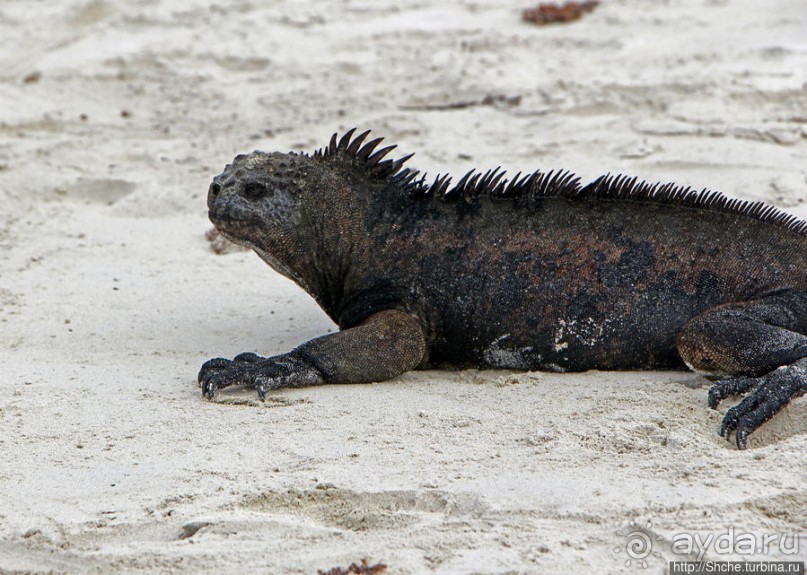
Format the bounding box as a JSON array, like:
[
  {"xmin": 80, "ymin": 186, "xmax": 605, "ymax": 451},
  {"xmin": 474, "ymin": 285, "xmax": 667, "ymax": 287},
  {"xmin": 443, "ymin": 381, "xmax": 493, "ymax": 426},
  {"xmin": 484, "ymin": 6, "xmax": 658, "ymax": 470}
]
[{"xmin": 677, "ymin": 290, "xmax": 807, "ymax": 449}]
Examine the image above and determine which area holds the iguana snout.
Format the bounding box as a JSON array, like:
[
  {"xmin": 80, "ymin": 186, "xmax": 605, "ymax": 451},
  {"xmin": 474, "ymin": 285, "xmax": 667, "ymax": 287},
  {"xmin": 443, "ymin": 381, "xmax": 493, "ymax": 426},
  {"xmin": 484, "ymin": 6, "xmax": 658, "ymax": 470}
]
[{"xmin": 206, "ymin": 180, "xmax": 261, "ymax": 235}]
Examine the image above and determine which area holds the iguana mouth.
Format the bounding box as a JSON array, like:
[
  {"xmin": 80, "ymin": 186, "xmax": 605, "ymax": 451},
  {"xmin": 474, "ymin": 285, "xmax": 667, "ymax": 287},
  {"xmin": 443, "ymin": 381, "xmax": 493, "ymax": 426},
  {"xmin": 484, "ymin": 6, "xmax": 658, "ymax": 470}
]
[{"xmin": 208, "ymin": 204, "xmax": 259, "ymax": 232}]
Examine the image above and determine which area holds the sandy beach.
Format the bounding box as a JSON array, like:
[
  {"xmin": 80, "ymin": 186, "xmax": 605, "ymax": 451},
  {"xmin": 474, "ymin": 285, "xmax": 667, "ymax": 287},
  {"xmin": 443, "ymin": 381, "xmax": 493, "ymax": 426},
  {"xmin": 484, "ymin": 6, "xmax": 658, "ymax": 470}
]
[{"xmin": 1, "ymin": 1, "xmax": 806, "ymax": 573}]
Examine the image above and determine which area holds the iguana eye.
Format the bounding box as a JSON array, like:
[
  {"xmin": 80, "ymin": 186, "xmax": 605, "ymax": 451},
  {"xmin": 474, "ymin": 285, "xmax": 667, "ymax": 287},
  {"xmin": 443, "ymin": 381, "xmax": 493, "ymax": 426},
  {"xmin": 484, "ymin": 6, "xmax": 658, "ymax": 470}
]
[{"xmin": 242, "ymin": 182, "xmax": 267, "ymax": 200}]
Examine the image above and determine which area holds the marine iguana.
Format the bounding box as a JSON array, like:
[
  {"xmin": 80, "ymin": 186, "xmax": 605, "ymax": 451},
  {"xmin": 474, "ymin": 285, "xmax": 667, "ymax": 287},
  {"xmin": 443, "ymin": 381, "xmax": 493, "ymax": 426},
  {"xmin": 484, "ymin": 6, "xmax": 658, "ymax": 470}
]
[{"xmin": 200, "ymin": 129, "xmax": 807, "ymax": 449}]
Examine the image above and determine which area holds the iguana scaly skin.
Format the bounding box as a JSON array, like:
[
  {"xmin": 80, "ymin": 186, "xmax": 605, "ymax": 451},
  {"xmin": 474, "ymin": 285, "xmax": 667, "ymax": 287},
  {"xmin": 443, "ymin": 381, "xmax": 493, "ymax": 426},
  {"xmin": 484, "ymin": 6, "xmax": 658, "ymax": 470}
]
[{"xmin": 200, "ymin": 129, "xmax": 807, "ymax": 449}]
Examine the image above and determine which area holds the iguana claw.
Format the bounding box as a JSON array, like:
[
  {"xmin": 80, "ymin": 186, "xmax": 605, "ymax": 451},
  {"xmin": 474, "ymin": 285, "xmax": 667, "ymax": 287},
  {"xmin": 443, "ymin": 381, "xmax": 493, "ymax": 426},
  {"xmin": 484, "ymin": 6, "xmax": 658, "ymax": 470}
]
[
  {"xmin": 202, "ymin": 380, "xmax": 218, "ymax": 400},
  {"xmin": 256, "ymin": 380, "xmax": 267, "ymax": 401}
]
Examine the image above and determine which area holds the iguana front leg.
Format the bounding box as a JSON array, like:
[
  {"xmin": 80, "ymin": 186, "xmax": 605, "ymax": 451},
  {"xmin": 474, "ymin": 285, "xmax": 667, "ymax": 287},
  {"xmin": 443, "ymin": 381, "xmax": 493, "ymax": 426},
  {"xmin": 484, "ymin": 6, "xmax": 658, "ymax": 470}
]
[
  {"xmin": 677, "ymin": 290, "xmax": 807, "ymax": 449},
  {"xmin": 199, "ymin": 309, "xmax": 427, "ymax": 400}
]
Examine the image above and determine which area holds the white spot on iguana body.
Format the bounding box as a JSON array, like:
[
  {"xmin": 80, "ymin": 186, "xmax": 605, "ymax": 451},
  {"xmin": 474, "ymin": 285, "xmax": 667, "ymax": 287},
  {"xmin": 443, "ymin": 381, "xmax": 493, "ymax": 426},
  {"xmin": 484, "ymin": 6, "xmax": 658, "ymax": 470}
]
[
  {"xmin": 553, "ymin": 340, "xmax": 569, "ymax": 352},
  {"xmin": 483, "ymin": 334, "xmax": 537, "ymax": 369},
  {"xmin": 682, "ymin": 358, "xmax": 728, "ymax": 378},
  {"xmin": 553, "ymin": 317, "xmax": 614, "ymax": 351},
  {"xmin": 682, "ymin": 359, "xmax": 710, "ymax": 374},
  {"xmin": 542, "ymin": 363, "xmax": 566, "ymax": 373}
]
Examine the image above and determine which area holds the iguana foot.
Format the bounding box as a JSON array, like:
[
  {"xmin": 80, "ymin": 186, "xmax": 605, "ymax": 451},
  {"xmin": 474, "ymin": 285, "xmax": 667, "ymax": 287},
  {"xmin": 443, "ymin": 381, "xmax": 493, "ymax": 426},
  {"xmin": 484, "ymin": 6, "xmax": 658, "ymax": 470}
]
[
  {"xmin": 709, "ymin": 363, "xmax": 807, "ymax": 449},
  {"xmin": 198, "ymin": 355, "xmax": 260, "ymax": 399},
  {"xmin": 198, "ymin": 352, "xmax": 324, "ymax": 400},
  {"xmin": 678, "ymin": 291, "xmax": 807, "ymax": 449}
]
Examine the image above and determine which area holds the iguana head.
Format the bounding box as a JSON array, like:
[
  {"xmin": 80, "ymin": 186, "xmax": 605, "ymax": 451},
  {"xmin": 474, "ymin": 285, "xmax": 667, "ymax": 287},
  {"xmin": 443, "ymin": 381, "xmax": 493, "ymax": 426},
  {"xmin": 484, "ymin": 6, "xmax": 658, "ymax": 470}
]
[
  {"xmin": 207, "ymin": 130, "xmax": 409, "ymax": 243},
  {"xmin": 208, "ymin": 150, "xmax": 305, "ymax": 237},
  {"xmin": 206, "ymin": 130, "xmax": 417, "ymax": 315},
  {"xmin": 207, "ymin": 150, "xmax": 317, "ymax": 282},
  {"xmin": 207, "ymin": 130, "xmax": 408, "ymax": 259}
]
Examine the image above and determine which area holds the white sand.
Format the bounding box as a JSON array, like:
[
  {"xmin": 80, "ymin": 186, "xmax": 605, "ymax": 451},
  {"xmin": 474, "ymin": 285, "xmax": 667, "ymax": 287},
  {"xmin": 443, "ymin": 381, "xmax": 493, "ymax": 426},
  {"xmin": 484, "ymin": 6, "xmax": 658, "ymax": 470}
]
[{"xmin": 1, "ymin": 1, "xmax": 805, "ymax": 573}]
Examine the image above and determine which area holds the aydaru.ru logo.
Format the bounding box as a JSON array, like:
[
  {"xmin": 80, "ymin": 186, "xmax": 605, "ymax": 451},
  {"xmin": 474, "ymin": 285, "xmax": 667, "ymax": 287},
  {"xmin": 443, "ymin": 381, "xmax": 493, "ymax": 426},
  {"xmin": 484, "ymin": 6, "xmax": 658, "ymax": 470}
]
[
  {"xmin": 670, "ymin": 527, "xmax": 800, "ymax": 560},
  {"xmin": 615, "ymin": 521, "xmax": 664, "ymax": 568},
  {"xmin": 615, "ymin": 522, "xmax": 802, "ymax": 568}
]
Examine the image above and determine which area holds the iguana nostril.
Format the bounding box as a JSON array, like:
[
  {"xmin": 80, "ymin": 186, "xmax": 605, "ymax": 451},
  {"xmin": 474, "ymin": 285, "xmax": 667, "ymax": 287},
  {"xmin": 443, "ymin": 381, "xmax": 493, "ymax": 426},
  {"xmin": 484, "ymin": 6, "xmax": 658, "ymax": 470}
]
[{"xmin": 209, "ymin": 182, "xmax": 221, "ymax": 198}]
